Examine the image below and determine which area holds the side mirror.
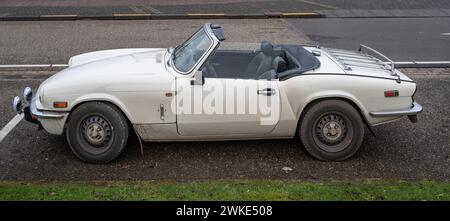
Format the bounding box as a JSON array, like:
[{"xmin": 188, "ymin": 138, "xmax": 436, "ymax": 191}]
[{"xmin": 191, "ymin": 69, "xmax": 204, "ymax": 86}]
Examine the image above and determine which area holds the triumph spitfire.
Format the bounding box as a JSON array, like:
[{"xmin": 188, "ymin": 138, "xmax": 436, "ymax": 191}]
[{"xmin": 13, "ymin": 23, "xmax": 422, "ymax": 163}]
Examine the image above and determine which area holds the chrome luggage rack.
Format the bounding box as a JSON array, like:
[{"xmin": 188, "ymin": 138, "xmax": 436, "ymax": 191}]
[{"xmin": 358, "ymin": 44, "xmax": 396, "ymax": 76}]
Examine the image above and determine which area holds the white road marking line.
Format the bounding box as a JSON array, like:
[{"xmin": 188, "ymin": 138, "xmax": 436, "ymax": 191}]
[
  {"xmin": 0, "ymin": 64, "xmax": 68, "ymax": 68},
  {"xmin": 142, "ymin": 6, "xmax": 162, "ymax": 14},
  {"xmin": 129, "ymin": 6, "xmax": 147, "ymax": 14},
  {"xmin": 0, "ymin": 79, "xmax": 47, "ymax": 81},
  {"xmin": 296, "ymin": 0, "xmax": 338, "ymax": 10},
  {"xmin": 440, "ymin": 33, "xmax": 450, "ymax": 36},
  {"xmin": 0, "ymin": 114, "xmax": 24, "ymax": 143}
]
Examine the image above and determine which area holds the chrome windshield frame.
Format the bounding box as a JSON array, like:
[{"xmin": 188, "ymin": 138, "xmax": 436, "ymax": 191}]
[{"xmin": 171, "ymin": 23, "xmax": 219, "ymax": 75}]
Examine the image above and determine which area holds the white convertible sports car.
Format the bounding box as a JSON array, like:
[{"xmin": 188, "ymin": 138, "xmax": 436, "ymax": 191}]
[{"xmin": 13, "ymin": 23, "xmax": 422, "ymax": 163}]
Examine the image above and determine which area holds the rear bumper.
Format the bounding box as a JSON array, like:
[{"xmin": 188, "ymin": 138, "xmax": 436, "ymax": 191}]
[{"xmin": 369, "ymin": 101, "xmax": 422, "ymax": 122}]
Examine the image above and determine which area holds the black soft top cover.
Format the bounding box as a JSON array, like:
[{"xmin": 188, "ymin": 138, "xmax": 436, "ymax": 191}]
[{"xmin": 275, "ymin": 44, "xmax": 321, "ymax": 80}]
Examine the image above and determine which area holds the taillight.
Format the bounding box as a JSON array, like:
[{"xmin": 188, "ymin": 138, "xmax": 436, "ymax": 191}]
[{"xmin": 384, "ymin": 90, "xmax": 399, "ymax": 97}]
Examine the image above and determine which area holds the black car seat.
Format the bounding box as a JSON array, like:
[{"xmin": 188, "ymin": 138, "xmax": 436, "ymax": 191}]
[
  {"xmin": 256, "ymin": 56, "xmax": 287, "ymax": 80},
  {"xmin": 272, "ymin": 56, "xmax": 287, "ymax": 73},
  {"xmin": 244, "ymin": 41, "xmax": 276, "ymax": 79}
]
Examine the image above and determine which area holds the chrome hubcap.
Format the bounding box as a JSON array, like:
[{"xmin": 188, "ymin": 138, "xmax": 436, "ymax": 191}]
[
  {"xmin": 82, "ymin": 116, "xmax": 111, "ymax": 146},
  {"xmin": 315, "ymin": 114, "xmax": 347, "ymax": 145},
  {"xmin": 322, "ymin": 121, "xmax": 342, "ymax": 141}
]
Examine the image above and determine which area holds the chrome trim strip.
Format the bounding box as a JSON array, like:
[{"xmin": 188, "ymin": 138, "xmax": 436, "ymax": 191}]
[
  {"xmin": 280, "ymin": 72, "xmax": 415, "ymax": 83},
  {"xmin": 30, "ymin": 97, "xmax": 66, "ymax": 119},
  {"xmin": 370, "ymin": 102, "xmax": 423, "ymax": 117}
]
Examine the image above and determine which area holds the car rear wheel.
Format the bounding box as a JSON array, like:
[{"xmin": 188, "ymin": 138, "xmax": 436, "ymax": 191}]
[
  {"xmin": 66, "ymin": 102, "xmax": 129, "ymax": 164},
  {"xmin": 299, "ymin": 99, "xmax": 364, "ymax": 161}
]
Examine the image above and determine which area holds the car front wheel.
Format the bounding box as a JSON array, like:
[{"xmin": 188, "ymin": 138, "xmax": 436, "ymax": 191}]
[
  {"xmin": 299, "ymin": 99, "xmax": 364, "ymax": 161},
  {"xmin": 66, "ymin": 102, "xmax": 129, "ymax": 164}
]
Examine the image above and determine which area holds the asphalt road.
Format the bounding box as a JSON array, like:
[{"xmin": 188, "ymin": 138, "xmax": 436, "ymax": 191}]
[
  {"xmin": 1, "ymin": 18, "xmax": 449, "ymax": 65},
  {"xmin": 0, "ymin": 70, "xmax": 449, "ymax": 181},
  {"xmin": 0, "ymin": 19, "xmax": 307, "ymax": 64},
  {"xmin": 286, "ymin": 17, "xmax": 450, "ymax": 61}
]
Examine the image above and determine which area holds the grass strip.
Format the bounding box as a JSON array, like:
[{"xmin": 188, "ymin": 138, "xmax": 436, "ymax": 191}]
[{"xmin": 0, "ymin": 179, "xmax": 448, "ymax": 201}]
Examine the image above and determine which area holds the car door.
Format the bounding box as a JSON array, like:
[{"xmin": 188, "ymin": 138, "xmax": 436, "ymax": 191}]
[{"xmin": 175, "ymin": 74, "xmax": 280, "ymax": 136}]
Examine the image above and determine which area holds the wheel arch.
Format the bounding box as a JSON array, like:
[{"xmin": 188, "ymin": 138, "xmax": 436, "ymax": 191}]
[
  {"xmin": 295, "ymin": 96, "xmax": 371, "ymax": 136},
  {"xmin": 65, "ymin": 96, "xmax": 134, "ymax": 133}
]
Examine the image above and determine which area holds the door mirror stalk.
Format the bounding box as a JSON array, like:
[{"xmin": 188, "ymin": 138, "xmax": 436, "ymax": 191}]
[{"xmin": 191, "ymin": 69, "xmax": 204, "ymax": 86}]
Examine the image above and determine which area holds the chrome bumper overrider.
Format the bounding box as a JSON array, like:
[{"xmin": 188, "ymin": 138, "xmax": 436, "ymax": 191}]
[
  {"xmin": 13, "ymin": 87, "xmax": 66, "ymax": 125},
  {"xmin": 369, "ymin": 101, "xmax": 423, "ymax": 117}
]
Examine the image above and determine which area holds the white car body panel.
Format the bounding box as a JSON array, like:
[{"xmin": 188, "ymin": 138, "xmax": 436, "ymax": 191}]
[
  {"xmin": 68, "ymin": 48, "xmax": 160, "ymax": 67},
  {"xmin": 176, "ymin": 77, "xmax": 280, "ymax": 136},
  {"xmin": 38, "ymin": 49, "xmax": 176, "ymax": 126}
]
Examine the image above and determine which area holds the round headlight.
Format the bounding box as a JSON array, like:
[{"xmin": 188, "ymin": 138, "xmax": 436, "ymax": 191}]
[
  {"xmin": 13, "ymin": 96, "xmax": 22, "ymax": 114},
  {"xmin": 23, "ymin": 87, "xmax": 32, "ymax": 102}
]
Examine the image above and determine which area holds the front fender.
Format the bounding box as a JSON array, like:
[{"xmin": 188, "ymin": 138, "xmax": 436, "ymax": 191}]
[{"xmin": 69, "ymin": 93, "xmax": 135, "ymax": 123}]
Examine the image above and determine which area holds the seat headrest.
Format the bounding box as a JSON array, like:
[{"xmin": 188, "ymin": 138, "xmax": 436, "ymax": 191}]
[
  {"xmin": 260, "ymin": 41, "xmax": 274, "ymax": 56},
  {"xmin": 273, "ymin": 56, "xmax": 287, "ymax": 73}
]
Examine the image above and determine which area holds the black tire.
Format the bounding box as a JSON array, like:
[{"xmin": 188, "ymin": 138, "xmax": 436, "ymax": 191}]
[
  {"xmin": 299, "ymin": 99, "xmax": 364, "ymax": 161},
  {"xmin": 66, "ymin": 102, "xmax": 129, "ymax": 164}
]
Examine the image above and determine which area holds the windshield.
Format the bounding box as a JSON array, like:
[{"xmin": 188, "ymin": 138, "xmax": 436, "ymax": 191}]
[{"xmin": 173, "ymin": 28, "xmax": 213, "ymax": 73}]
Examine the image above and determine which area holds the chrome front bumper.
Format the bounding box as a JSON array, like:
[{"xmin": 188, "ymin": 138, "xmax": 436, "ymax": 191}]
[
  {"xmin": 29, "ymin": 97, "xmax": 65, "ymax": 119},
  {"xmin": 369, "ymin": 101, "xmax": 423, "ymax": 123}
]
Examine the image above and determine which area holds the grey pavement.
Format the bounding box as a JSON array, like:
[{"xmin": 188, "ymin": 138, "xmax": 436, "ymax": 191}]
[
  {"xmin": 1, "ymin": 0, "xmax": 450, "ymax": 19},
  {"xmin": 0, "ymin": 0, "xmax": 256, "ymax": 7},
  {"xmin": 312, "ymin": 0, "xmax": 450, "ymax": 10},
  {"xmin": 318, "ymin": 9, "xmax": 450, "ymax": 18}
]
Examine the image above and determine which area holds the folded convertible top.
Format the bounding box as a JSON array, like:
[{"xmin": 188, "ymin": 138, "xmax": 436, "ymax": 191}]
[{"xmin": 278, "ymin": 45, "xmax": 320, "ymax": 74}]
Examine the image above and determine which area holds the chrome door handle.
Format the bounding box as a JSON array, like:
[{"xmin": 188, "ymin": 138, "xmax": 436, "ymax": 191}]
[{"xmin": 257, "ymin": 88, "xmax": 276, "ymax": 96}]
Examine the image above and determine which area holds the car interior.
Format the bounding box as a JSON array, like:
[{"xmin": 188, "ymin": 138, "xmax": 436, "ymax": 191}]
[{"xmin": 202, "ymin": 41, "xmax": 320, "ymax": 80}]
